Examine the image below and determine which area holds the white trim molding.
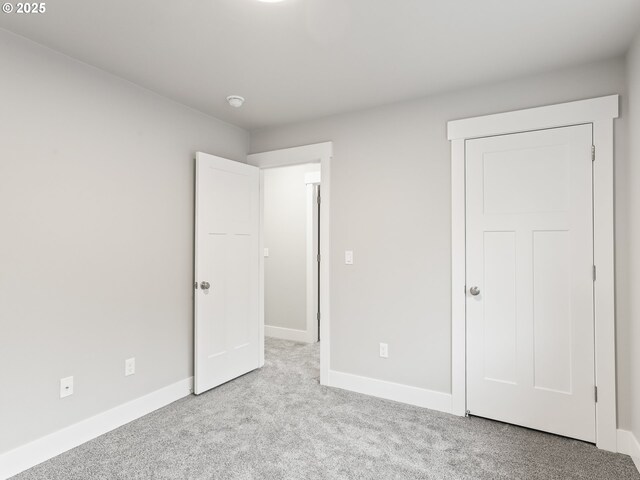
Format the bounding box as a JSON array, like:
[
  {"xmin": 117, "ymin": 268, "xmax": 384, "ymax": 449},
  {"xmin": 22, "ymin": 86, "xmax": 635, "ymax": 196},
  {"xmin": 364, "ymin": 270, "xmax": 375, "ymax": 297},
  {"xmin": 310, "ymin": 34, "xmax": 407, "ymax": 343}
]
[
  {"xmin": 0, "ymin": 377, "xmax": 193, "ymax": 480},
  {"xmin": 264, "ymin": 325, "xmax": 314, "ymax": 343},
  {"xmin": 447, "ymin": 95, "xmax": 619, "ymax": 452},
  {"xmin": 248, "ymin": 142, "xmax": 332, "ymax": 386},
  {"xmin": 247, "ymin": 142, "xmax": 331, "ymax": 169},
  {"xmin": 328, "ymin": 370, "xmax": 452, "ymax": 414},
  {"xmin": 447, "ymin": 95, "xmax": 619, "ymax": 141},
  {"xmin": 617, "ymin": 430, "xmax": 640, "ymax": 472},
  {"xmin": 304, "ymin": 171, "xmax": 321, "ymax": 185},
  {"xmin": 305, "ymin": 171, "xmax": 321, "ymax": 344}
]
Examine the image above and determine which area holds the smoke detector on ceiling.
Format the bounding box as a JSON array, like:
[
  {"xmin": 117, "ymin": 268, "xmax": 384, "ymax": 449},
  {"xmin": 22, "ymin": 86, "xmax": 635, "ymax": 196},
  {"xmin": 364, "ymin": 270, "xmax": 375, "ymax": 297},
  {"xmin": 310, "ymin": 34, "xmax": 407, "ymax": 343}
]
[{"xmin": 226, "ymin": 95, "xmax": 245, "ymax": 108}]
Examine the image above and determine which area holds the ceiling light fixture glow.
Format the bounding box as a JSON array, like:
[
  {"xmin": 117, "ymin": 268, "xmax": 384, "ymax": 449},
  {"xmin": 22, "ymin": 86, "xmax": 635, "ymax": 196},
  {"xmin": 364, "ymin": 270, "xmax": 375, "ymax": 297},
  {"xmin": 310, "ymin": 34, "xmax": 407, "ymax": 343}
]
[{"xmin": 257, "ymin": 0, "xmax": 285, "ymax": 3}]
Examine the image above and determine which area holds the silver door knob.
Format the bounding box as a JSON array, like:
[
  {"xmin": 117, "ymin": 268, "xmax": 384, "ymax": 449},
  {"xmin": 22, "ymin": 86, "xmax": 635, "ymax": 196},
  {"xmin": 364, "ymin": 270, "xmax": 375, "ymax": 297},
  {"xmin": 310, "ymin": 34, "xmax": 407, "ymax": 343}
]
[
  {"xmin": 200, "ymin": 281, "xmax": 211, "ymax": 290},
  {"xmin": 469, "ymin": 286, "xmax": 480, "ymax": 296}
]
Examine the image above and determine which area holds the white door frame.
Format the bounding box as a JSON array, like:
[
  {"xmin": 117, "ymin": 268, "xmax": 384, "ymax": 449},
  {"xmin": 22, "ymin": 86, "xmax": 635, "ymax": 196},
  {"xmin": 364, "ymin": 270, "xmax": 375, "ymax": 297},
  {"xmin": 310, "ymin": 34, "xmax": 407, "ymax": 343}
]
[
  {"xmin": 447, "ymin": 95, "xmax": 619, "ymax": 451},
  {"xmin": 305, "ymin": 170, "xmax": 321, "ymax": 343},
  {"xmin": 247, "ymin": 142, "xmax": 332, "ymax": 385}
]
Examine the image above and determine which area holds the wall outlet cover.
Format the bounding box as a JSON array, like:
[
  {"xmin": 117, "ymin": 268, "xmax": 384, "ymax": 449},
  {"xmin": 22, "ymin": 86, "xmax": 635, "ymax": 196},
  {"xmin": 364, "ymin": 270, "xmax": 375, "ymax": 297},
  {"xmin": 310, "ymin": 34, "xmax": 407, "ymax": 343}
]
[
  {"xmin": 60, "ymin": 376, "xmax": 74, "ymax": 398},
  {"xmin": 125, "ymin": 358, "xmax": 135, "ymax": 376},
  {"xmin": 379, "ymin": 343, "xmax": 389, "ymax": 358}
]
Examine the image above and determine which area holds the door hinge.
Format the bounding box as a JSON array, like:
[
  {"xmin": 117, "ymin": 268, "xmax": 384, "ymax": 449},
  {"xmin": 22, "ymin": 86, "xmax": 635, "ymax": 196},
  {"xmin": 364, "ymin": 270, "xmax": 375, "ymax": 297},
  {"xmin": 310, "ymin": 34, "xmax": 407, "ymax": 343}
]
[
  {"xmin": 594, "ymin": 386, "xmax": 598, "ymax": 403},
  {"xmin": 317, "ymin": 253, "xmax": 321, "ymax": 263},
  {"xmin": 317, "ymin": 312, "xmax": 321, "ymax": 321},
  {"xmin": 592, "ymin": 145, "xmax": 596, "ymax": 162},
  {"xmin": 317, "ymin": 194, "xmax": 321, "ymax": 205},
  {"xmin": 593, "ymin": 265, "xmax": 597, "ymax": 281},
  {"xmin": 194, "ymin": 282, "xmax": 198, "ymax": 289}
]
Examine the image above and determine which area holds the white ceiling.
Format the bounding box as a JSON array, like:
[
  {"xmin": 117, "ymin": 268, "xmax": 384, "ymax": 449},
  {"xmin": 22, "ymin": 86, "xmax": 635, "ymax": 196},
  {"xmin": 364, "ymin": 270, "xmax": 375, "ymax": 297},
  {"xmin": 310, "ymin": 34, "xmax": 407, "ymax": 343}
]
[{"xmin": 2, "ymin": 0, "xmax": 640, "ymax": 130}]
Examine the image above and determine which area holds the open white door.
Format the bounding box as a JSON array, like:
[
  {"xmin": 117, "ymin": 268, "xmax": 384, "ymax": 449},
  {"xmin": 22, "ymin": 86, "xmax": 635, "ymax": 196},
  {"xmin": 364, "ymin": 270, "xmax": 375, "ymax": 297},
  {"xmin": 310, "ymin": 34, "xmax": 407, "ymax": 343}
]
[{"xmin": 194, "ymin": 152, "xmax": 261, "ymax": 395}]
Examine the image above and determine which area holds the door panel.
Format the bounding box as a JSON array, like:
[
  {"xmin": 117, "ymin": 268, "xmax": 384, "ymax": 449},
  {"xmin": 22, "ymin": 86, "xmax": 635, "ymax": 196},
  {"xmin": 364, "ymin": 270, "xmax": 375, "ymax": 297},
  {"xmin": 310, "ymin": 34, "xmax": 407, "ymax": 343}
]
[
  {"xmin": 482, "ymin": 144, "xmax": 570, "ymax": 214},
  {"xmin": 466, "ymin": 124, "xmax": 595, "ymax": 442},
  {"xmin": 195, "ymin": 152, "xmax": 260, "ymax": 395},
  {"xmin": 483, "ymin": 231, "xmax": 517, "ymax": 385},
  {"xmin": 532, "ymin": 230, "xmax": 572, "ymax": 393}
]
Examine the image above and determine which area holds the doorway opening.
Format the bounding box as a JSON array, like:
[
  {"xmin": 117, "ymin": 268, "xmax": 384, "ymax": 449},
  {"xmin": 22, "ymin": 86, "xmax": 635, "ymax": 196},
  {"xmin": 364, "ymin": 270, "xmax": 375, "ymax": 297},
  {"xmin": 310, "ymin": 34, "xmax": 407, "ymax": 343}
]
[
  {"xmin": 247, "ymin": 142, "xmax": 332, "ymax": 385},
  {"xmin": 262, "ymin": 164, "xmax": 321, "ymax": 344}
]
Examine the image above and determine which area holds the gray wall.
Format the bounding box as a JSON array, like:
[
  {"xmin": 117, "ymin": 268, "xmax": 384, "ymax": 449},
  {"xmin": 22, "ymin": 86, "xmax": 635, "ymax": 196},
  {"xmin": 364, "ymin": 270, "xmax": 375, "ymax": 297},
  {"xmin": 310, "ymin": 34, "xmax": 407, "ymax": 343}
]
[
  {"xmin": 264, "ymin": 164, "xmax": 320, "ymax": 331},
  {"xmin": 250, "ymin": 57, "xmax": 632, "ymax": 426},
  {"xmin": 0, "ymin": 30, "xmax": 248, "ymax": 453},
  {"xmin": 626, "ymin": 32, "xmax": 640, "ymax": 443}
]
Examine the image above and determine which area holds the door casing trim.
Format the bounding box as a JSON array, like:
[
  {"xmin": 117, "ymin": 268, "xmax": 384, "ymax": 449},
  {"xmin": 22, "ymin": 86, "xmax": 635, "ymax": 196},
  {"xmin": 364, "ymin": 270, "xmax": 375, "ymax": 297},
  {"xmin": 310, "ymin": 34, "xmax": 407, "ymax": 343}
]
[
  {"xmin": 447, "ymin": 95, "xmax": 619, "ymax": 451},
  {"xmin": 247, "ymin": 142, "xmax": 332, "ymax": 385}
]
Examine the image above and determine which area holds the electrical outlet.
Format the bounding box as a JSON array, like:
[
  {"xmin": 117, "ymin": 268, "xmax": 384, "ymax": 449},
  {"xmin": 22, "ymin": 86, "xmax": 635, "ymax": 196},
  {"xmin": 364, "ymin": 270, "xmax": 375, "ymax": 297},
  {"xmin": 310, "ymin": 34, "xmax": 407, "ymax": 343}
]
[
  {"xmin": 379, "ymin": 343, "xmax": 389, "ymax": 358},
  {"xmin": 125, "ymin": 358, "xmax": 135, "ymax": 376},
  {"xmin": 60, "ymin": 376, "xmax": 74, "ymax": 398}
]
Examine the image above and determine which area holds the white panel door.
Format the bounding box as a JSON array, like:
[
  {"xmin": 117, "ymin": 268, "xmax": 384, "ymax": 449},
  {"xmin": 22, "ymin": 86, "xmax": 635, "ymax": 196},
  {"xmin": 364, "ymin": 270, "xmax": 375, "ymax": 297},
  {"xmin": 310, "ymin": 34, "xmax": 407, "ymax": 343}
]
[
  {"xmin": 194, "ymin": 152, "xmax": 260, "ymax": 395},
  {"xmin": 466, "ymin": 124, "xmax": 595, "ymax": 442}
]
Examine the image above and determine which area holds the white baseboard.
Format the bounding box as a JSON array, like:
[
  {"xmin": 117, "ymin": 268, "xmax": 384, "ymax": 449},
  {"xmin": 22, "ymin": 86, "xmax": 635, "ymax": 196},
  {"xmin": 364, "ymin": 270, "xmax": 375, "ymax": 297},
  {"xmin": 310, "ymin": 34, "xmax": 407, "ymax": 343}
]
[
  {"xmin": 265, "ymin": 325, "xmax": 313, "ymax": 343},
  {"xmin": 0, "ymin": 377, "xmax": 193, "ymax": 480},
  {"xmin": 617, "ymin": 429, "xmax": 640, "ymax": 472},
  {"xmin": 328, "ymin": 369, "xmax": 452, "ymax": 414}
]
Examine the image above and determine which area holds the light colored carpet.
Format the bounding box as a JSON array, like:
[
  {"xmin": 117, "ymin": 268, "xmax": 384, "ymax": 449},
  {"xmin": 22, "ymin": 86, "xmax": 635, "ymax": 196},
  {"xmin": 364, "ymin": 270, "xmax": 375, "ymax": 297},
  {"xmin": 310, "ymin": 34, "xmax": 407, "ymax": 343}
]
[{"xmin": 13, "ymin": 338, "xmax": 640, "ymax": 479}]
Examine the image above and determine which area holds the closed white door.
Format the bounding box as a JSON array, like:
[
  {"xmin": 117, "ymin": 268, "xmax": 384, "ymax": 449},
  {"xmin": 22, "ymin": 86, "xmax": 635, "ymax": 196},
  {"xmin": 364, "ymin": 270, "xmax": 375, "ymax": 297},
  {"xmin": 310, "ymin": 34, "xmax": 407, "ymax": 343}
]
[
  {"xmin": 194, "ymin": 152, "xmax": 260, "ymax": 395},
  {"xmin": 466, "ymin": 124, "xmax": 595, "ymax": 442}
]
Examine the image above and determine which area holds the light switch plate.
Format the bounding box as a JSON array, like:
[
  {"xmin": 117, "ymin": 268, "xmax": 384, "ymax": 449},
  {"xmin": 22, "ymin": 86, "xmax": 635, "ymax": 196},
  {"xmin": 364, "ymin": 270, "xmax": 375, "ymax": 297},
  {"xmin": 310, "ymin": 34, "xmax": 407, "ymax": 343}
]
[
  {"xmin": 264, "ymin": 248, "xmax": 269, "ymax": 257},
  {"xmin": 345, "ymin": 250, "xmax": 354, "ymax": 265},
  {"xmin": 125, "ymin": 358, "xmax": 135, "ymax": 376},
  {"xmin": 379, "ymin": 343, "xmax": 388, "ymax": 358},
  {"xmin": 60, "ymin": 376, "xmax": 74, "ymax": 398}
]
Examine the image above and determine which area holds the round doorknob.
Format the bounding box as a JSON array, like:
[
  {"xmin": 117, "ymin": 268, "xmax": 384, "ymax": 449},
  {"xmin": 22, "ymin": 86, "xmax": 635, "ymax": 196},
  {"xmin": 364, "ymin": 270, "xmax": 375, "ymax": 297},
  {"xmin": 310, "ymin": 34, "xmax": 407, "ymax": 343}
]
[
  {"xmin": 200, "ymin": 281, "xmax": 211, "ymax": 290},
  {"xmin": 469, "ymin": 286, "xmax": 480, "ymax": 296}
]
